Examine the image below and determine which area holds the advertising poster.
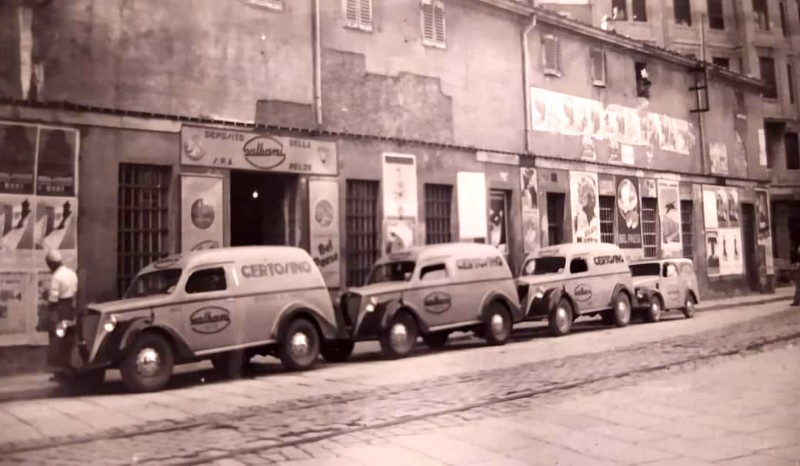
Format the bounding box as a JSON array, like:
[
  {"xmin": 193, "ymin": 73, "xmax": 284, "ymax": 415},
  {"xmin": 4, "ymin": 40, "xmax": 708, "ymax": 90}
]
[
  {"xmin": 34, "ymin": 197, "xmax": 78, "ymax": 254},
  {"xmin": 657, "ymin": 180, "xmax": 682, "ymax": 258},
  {"xmin": 181, "ymin": 175, "xmax": 224, "ymax": 252},
  {"xmin": 569, "ymin": 171, "xmax": 600, "ymax": 243},
  {"xmin": 758, "ymin": 129, "xmax": 767, "ymax": 167},
  {"xmin": 702, "ymin": 185, "xmax": 743, "ymax": 276},
  {"xmin": 755, "ymin": 188, "xmax": 774, "ymax": 275},
  {"xmin": 489, "ymin": 192, "xmax": 508, "ymax": 254},
  {"xmin": 706, "ymin": 230, "xmax": 720, "ymax": 276},
  {"xmin": 36, "ymin": 127, "xmax": 79, "ymax": 196},
  {"xmin": 457, "ymin": 172, "xmax": 487, "ymax": 240},
  {"xmin": 520, "ymin": 168, "xmax": 540, "ymax": 254},
  {"xmin": 0, "ymin": 122, "xmax": 36, "ymax": 195},
  {"xmin": 308, "ymin": 178, "xmax": 341, "ymax": 288},
  {"xmin": 615, "ymin": 175, "xmax": 643, "ymax": 250},
  {"xmin": 0, "ymin": 194, "xmax": 36, "ymax": 267},
  {"xmin": 384, "ymin": 218, "xmax": 416, "ymax": 255},
  {"xmin": 382, "ymin": 153, "xmax": 418, "ymax": 219},
  {"xmin": 709, "ymin": 142, "xmax": 729, "ymax": 176},
  {"xmin": 0, "ymin": 272, "xmax": 31, "ymax": 336}
]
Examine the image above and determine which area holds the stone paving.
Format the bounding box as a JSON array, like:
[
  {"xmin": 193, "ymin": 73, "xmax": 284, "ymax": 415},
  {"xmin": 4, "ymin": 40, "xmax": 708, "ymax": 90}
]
[{"xmin": 0, "ymin": 301, "xmax": 798, "ymax": 465}]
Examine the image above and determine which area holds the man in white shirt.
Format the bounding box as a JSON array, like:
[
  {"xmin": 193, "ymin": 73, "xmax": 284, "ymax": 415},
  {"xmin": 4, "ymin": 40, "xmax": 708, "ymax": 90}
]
[{"xmin": 43, "ymin": 250, "xmax": 83, "ymax": 369}]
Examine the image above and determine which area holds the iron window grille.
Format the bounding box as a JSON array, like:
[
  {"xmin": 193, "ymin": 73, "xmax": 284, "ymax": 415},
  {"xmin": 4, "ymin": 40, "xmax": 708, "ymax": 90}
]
[
  {"xmin": 345, "ymin": 0, "xmax": 373, "ymax": 32},
  {"xmin": 546, "ymin": 192, "xmax": 566, "ymax": 246},
  {"xmin": 599, "ymin": 196, "xmax": 615, "ymax": 244},
  {"xmin": 346, "ymin": 180, "xmax": 380, "ymax": 287},
  {"xmin": 421, "ymin": 0, "xmax": 446, "ymax": 48},
  {"xmin": 641, "ymin": 197, "xmax": 658, "ymax": 258},
  {"xmin": 117, "ymin": 164, "xmax": 172, "ymax": 297},
  {"xmin": 681, "ymin": 200, "xmax": 694, "ymax": 259},
  {"xmin": 425, "ymin": 184, "xmax": 452, "ymax": 245}
]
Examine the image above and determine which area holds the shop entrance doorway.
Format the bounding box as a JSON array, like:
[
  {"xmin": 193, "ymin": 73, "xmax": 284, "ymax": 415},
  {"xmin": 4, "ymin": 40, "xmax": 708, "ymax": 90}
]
[{"xmin": 230, "ymin": 170, "xmax": 297, "ymax": 247}]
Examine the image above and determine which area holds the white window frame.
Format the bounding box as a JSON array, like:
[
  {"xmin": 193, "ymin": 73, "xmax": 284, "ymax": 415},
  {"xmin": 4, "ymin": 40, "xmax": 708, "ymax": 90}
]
[
  {"xmin": 421, "ymin": 0, "xmax": 446, "ymax": 49},
  {"xmin": 344, "ymin": 0, "xmax": 373, "ymax": 32},
  {"xmin": 243, "ymin": 0, "xmax": 283, "ymax": 12},
  {"xmin": 591, "ymin": 48, "xmax": 606, "ymax": 87},
  {"xmin": 542, "ymin": 34, "xmax": 562, "ymax": 77}
]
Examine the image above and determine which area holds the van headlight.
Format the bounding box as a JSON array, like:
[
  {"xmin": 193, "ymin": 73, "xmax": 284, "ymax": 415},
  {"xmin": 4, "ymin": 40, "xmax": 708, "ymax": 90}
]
[
  {"xmin": 103, "ymin": 315, "xmax": 118, "ymax": 333},
  {"xmin": 365, "ymin": 297, "xmax": 378, "ymax": 313},
  {"xmin": 534, "ymin": 288, "xmax": 545, "ymax": 300},
  {"xmin": 636, "ymin": 290, "xmax": 644, "ymax": 299}
]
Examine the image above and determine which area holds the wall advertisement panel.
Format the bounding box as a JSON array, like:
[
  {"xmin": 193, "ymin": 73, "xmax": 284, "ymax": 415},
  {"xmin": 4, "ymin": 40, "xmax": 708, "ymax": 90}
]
[
  {"xmin": 569, "ymin": 171, "xmax": 600, "ymax": 243},
  {"xmin": 308, "ymin": 178, "xmax": 341, "ymax": 288},
  {"xmin": 657, "ymin": 180, "xmax": 682, "ymax": 258},
  {"xmin": 520, "ymin": 168, "xmax": 540, "ymax": 254},
  {"xmin": 755, "ymin": 188, "xmax": 774, "ymax": 275},
  {"xmin": 382, "ymin": 153, "xmax": 418, "ymax": 254},
  {"xmin": 457, "ymin": 172, "xmax": 488, "ymax": 241},
  {"xmin": 0, "ymin": 121, "xmax": 79, "ymax": 346},
  {"xmin": 702, "ymin": 185, "xmax": 743, "ymax": 277},
  {"xmin": 615, "ymin": 175, "xmax": 643, "ymax": 255},
  {"xmin": 181, "ymin": 175, "xmax": 224, "ymax": 252}
]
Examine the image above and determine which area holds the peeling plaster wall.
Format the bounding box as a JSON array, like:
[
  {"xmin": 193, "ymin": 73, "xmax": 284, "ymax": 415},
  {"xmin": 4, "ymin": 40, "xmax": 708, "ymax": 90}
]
[{"xmin": 5, "ymin": 0, "xmax": 313, "ymax": 122}]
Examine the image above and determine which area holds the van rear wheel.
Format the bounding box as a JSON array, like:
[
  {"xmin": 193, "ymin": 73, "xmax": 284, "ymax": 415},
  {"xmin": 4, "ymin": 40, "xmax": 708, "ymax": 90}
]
[
  {"xmin": 120, "ymin": 332, "xmax": 174, "ymax": 393},
  {"xmin": 548, "ymin": 298, "xmax": 573, "ymax": 337},
  {"xmin": 483, "ymin": 302, "xmax": 512, "ymax": 346},
  {"xmin": 682, "ymin": 294, "xmax": 697, "ymax": 319},
  {"xmin": 279, "ymin": 318, "xmax": 321, "ymax": 371}
]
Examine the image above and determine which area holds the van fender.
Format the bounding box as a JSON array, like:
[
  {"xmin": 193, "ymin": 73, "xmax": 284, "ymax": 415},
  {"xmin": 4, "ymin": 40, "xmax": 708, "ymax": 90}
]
[
  {"xmin": 118, "ymin": 318, "xmax": 194, "ymax": 361},
  {"xmin": 478, "ymin": 291, "xmax": 522, "ymax": 323},
  {"xmin": 543, "ymin": 288, "xmax": 577, "ymax": 317},
  {"xmin": 274, "ymin": 303, "xmax": 339, "ymax": 342},
  {"xmin": 634, "ymin": 288, "xmax": 662, "ymax": 309},
  {"xmin": 610, "ymin": 283, "xmax": 634, "ymax": 308},
  {"xmin": 381, "ymin": 298, "xmax": 428, "ymax": 334}
]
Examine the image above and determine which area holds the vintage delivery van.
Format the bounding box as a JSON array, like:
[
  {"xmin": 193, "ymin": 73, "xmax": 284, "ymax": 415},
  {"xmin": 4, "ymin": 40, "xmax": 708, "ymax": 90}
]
[
  {"xmin": 53, "ymin": 246, "xmax": 345, "ymax": 392},
  {"xmin": 630, "ymin": 258, "xmax": 700, "ymax": 322},
  {"xmin": 517, "ymin": 243, "xmax": 635, "ymax": 336},
  {"xmin": 335, "ymin": 243, "xmax": 523, "ymax": 359}
]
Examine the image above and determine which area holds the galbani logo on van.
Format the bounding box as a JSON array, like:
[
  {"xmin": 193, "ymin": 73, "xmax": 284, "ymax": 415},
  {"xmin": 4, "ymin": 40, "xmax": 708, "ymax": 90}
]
[
  {"xmin": 243, "ymin": 136, "xmax": 286, "ymax": 170},
  {"xmin": 424, "ymin": 292, "xmax": 451, "ymax": 314},
  {"xmin": 574, "ymin": 284, "xmax": 592, "ymax": 302},
  {"xmin": 190, "ymin": 307, "xmax": 231, "ymax": 334}
]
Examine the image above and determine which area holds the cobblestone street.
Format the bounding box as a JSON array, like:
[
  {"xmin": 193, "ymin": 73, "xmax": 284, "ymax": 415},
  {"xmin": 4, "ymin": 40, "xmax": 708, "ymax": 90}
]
[{"xmin": 0, "ymin": 295, "xmax": 798, "ymax": 465}]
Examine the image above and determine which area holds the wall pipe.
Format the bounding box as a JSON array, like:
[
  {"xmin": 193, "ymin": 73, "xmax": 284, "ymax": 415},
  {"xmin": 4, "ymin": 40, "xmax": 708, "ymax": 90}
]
[
  {"xmin": 313, "ymin": 0, "xmax": 322, "ymax": 125},
  {"xmin": 522, "ymin": 13, "xmax": 537, "ymax": 154}
]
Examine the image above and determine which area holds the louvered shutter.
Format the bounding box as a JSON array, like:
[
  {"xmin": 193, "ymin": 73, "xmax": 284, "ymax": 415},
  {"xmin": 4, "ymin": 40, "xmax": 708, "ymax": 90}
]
[
  {"xmin": 434, "ymin": 1, "xmax": 445, "ymax": 45},
  {"xmin": 591, "ymin": 49, "xmax": 606, "ymax": 86},
  {"xmin": 346, "ymin": 0, "xmax": 359, "ymax": 28},
  {"xmin": 359, "ymin": 0, "xmax": 373, "ymax": 31},
  {"xmin": 422, "ymin": 0, "xmax": 435, "ymax": 42},
  {"xmin": 421, "ymin": 0, "xmax": 445, "ymax": 47},
  {"xmin": 542, "ymin": 35, "xmax": 561, "ymax": 76}
]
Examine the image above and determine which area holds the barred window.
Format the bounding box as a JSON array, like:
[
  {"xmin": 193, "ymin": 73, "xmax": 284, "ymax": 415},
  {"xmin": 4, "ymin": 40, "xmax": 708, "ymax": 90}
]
[
  {"xmin": 641, "ymin": 197, "xmax": 658, "ymax": 258},
  {"xmin": 425, "ymin": 184, "xmax": 452, "ymax": 244},
  {"xmin": 421, "ymin": 0, "xmax": 446, "ymax": 48},
  {"xmin": 547, "ymin": 192, "xmax": 566, "ymax": 246},
  {"xmin": 599, "ymin": 196, "xmax": 615, "ymax": 244},
  {"xmin": 681, "ymin": 200, "xmax": 694, "ymax": 259},
  {"xmin": 346, "ymin": 180, "xmax": 380, "ymax": 287},
  {"xmin": 117, "ymin": 164, "xmax": 172, "ymax": 297},
  {"xmin": 345, "ymin": 0, "xmax": 373, "ymax": 32}
]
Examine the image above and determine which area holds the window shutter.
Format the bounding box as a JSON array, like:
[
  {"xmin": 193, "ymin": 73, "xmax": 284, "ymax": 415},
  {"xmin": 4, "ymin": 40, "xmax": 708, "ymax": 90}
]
[
  {"xmin": 422, "ymin": 0, "xmax": 435, "ymax": 42},
  {"xmin": 421, "ymin": 0, "xmax": 445, "ymax": 47},
  {"xmin": 359, "ymin": 0, "xmax": 373, "ymax": 31},
  {"xmin": 434, "ymin": 1, "xmax": 446, "ymax": 45},
  {"xmin": 542, "ymin": 35, "xmax": 561, "ymax": 76},
  {"xmin": 346, "ymin": 0, "xmax": 359, "ymax": 28},
  {"xmin": 591, "ymin": 49, "xmax": 606, "ymax": 86}
]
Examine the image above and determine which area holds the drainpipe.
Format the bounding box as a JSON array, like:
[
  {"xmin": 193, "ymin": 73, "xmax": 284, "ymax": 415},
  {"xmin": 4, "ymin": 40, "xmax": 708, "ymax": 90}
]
[
  {"xmin": 313, "ymin": 0, "xmax": 323, "ymax": 126},
  {"xmin": 522, "ymin": 13, "xmax": 537, "ymax": 154},
  {"xmin": 698, "ymin": 13, "xmax": 708, "ymax": 176}
]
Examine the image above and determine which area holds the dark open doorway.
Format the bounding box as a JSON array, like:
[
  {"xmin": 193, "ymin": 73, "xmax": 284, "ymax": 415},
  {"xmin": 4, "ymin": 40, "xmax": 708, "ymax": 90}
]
[
  {"xmin": 230, "ymin": 170, "xmax": 297, "ymax": 247},
  {"xmin": 741, "ymin": 203, "xmax": 758, "ymax": 291}
]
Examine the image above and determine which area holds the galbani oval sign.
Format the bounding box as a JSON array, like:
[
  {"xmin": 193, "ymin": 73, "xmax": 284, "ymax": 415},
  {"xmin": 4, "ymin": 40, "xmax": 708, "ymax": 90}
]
[
  {"xmin": 243, "ymin": 136, "xmax": 286, "ymax": 170},
  {"xmin": 190, "ymin": 306, "xmax": 231, "ymax": 334}
]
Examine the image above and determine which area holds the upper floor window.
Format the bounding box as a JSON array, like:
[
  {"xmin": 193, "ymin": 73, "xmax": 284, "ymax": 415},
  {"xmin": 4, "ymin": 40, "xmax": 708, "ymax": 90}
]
[
  {"xmin": 759, "ymin": 56, "xmax": 778, "ymax": 99},
  {"xmin": 780, "ymin": 1, "xmax": 789, "ymax": 36},
  {"xmin": 674, "ymin": 0, "xmax": 692, "ymax": 25},
  {"xmin": 635, "ymin": 62, "xmax": 651, "ymax": 98},
  {"xmin": 421, "ymin": 0, "xmax": 446, "ymax": 48},
  {"xmin": 707, "ymin": 0, "xmax": 724, "ymax": 29},
  {"xmin": 712, "ymin": 57, "xmax": 730, "ymax": 69},
  {"xmin": 754, "ymin": 0, "xmax": 770, "ymax": 31},
  {"xmin": 542, "ymin": 35, "xmax": 562, "ymax": 77},
  {"xmin": 345, "ymin": 0, "xmax": 373, "ymax": 32},
  {"xmin": 612, "ymin": 0, "xmax": 627, "ymax": 20},
  {"xmin": 632, "ymin": 0, "xmax": 647, "ymax": 21},
  {"xmin": 786, "ymin": 132, "xmax": 800, "ymax": 169},
  {"xmin": 591, "ymin": 49, "xmax": 606, "ymax": 86}
]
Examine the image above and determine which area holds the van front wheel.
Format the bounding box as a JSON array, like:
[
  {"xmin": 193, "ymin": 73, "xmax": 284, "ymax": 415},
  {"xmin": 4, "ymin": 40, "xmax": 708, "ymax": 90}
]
[
  {"xmin": 612, "ymin": 292, "xmax": 632, "ymax": 327},
  {"xmin": 549, "ymin": 298, "xmax": 573, "ymax": 337},
  {"xmin": 379, "ymin": 311, "xmax": 418, "ymax": 359},
  {"xmin": 279, "ymin": 318, "xmax": 321, "ymax": 371},
  {"xmin": 120, "ymin": 332, "xmax": 174, "ymax": 393}
]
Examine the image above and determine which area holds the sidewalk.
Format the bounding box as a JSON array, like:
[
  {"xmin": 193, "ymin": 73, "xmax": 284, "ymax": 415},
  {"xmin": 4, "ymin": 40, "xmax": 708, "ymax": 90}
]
[{"xmin": 0, "ymin": 287, "xmax": 793, "ymax": 401}]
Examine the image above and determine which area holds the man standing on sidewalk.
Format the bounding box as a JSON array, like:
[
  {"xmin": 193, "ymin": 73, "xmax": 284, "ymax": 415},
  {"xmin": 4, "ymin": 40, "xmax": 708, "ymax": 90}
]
[
  {"xmin": 43, "ymin": 250, "xmax": 81, "ymax": 372},
  {"xmin": 792, "ymin": 244, "xmax": 800, "ymax": 306}
]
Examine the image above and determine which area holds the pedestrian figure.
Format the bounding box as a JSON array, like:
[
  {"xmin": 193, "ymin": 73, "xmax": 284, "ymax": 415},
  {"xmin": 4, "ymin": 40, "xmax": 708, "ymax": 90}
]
[
  {"xmin": 792, "ymin": 244, "xmax": 800, "ymax": 307},
  {"xmin": 42, "ymin": 250, "xmax": 82, "ymax": 376}
]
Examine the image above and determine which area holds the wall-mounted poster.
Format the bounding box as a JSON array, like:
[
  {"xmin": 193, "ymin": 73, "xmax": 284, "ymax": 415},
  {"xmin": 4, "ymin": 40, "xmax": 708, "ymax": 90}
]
[
  {"xmin": 489, "ymin": 191, "xmax": 508, "ymax": 254},
  {"xmin": 570, "ymin": 171, "xmax": 600, "ymax": 243},
  {"xmin": 0, "ymin": 194, "xmax": 36, "ymax": 261},
  {"xmin": 702, "ymin": 185, "xmax": 743, "ymax": 276},
  {"xmin": 657, "ymin": 180, "xmax": 682, "ymax": 258},
  {"xmin": 309, "ymin": 178, "xmax": 341, "ymax": 288},
  {"xmin": 709, "ymin": 142, "xmax": 729, "ymax": 176},
  {"xmin": 758, "ymin": 129, "xmax": 767, "ymax": 167},
  {"xmin": 615, "ymin": 176, "xmax": 643, "ymax": 250},
  {"xmin": 382, "ymin": 153, "xmax": 418, "ymax": 220},
  {"xmin": 520, "ymin": 168, "xmax": 540, "ymax": 254},
  {"xmin": 0, "ymin": 122, "xmax": 36, "ymax": 195},
  {"xmin": 755, "ymin": 188, "xmax": 774, "ymax": 275},
  {"xmin": 181, "ymin": 175, "xmax": 224, "ymax": 252},
  {"xmin": 384, "ymin": 218, "xmax": 416, "ymax": 255},
  {"xmin": 0, "ymin": 272, "xmax": 30, "ymax": 336},
  {"xmin": 457, "ymin": 172, "xmax": 487, "ymax": 240},
  {"xmin": 36, "ymin": 127, "xmax": 79, "ymax": 196}
]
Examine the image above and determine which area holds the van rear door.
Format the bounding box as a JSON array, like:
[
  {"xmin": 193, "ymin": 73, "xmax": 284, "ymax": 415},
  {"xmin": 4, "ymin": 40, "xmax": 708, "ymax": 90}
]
[{"xmin": 179, "ymin": 264, "xmax": 241, "ymax": 354}]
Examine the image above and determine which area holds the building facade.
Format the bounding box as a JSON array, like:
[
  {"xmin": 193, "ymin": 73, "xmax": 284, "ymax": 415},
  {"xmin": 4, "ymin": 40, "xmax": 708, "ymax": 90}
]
[{"xmin": 0, "ymin": 0, "xmax": 773, "ymax": 347}]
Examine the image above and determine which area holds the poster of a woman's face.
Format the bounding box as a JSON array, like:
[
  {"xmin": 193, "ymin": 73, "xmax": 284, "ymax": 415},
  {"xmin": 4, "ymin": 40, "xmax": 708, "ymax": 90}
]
[{"xmin": 521, "ymin": 168, "xmax": 538, "ymax": 210}]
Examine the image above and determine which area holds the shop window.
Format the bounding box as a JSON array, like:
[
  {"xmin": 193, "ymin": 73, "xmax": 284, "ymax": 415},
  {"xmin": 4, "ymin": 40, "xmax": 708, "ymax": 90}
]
[
  {"xmin": 345, "ymin": 0, "xmax": 373, "ymax": 32},
  {"xmin": 632, "ymin": 0, "xmax": 647, "ymax": 21},
  {"xmin": 542, "ymin": 35, "xmax": 562, "ymax": 77},
  {"xmin": 786, "ymin": 132, "xmax": 800, "ymax": 169},
  {"xmin": 346, "ymin": 180, "xmax": 380, "ymax": 287},
  {"xmin": 712, "ymin": 57, "xmax": 730, "ymax": 69},
  {"xmin": 599, "ymin": 196, "xmax": 615, "ymax": 244},
  {"xmin": 754, "ymin": 0, "xmax": 770, "ymax": 31},
  {"xmin": 708, "ymin": 0, "xmax": 724, "ymax": 29},
  {"xmin": 591, "ymin": 49, "xmax": 607, "ymax": 87},
  {"xmin": 612, "ymin": 0, "xmax": 627, "ymax": 20},
  {"xmin": 681, "ymin": 200, "xmax": 694, "ymax": 259},
  {"xmin": 421, "ymin": 0, "xmax": 446, "ymax": 48},
  {"xmin": 641, "ymin": 197, "xmax": 658, "ymax": 258},
  {"xmin": 635, "ymin": 62, "xmax": 651, "ymax": 98},
  {"xmin": 674, "ymin": 0, "xmax": 691, "ymax": 26},
  {"xmin": 547, "ymin": 192, "xmax": 566, "ymax": 246},
  {"xmin": 425, "ymin": 184, "xmax": 452, "ymax": 244},
  {"xmin": 186, "ymin": 268, "xmax": 227, "ymax": 294},
  {"xmin": 759, "ymin": 56, "xmax": 778, "ymax": 99},
  {"xmin": 117, "ymin": 164, "xmax": 172, "ymax": 297},
  {"xmin": 780, "ymin": 1, "xmax": 789, "ymax": 36},
  {"xmin": 789, "ymin": 64, "xmax": 796, "ymax": 103}
]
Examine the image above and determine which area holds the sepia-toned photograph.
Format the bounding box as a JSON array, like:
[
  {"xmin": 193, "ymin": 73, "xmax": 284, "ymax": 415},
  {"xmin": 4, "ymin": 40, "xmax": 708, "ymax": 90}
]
[{"xmin": 0, "ymin": 1, "xmax": 799, "ymax": 465}]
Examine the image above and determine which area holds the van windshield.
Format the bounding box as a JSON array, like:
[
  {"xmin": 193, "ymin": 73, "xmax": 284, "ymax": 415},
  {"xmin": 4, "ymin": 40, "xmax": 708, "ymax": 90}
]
[
  {"xmin": 630, "ymin": 263, "xmax": 660, "ymax": 277},
  {"xmin": 522, "ymin": 257, "xmax": 566, "ymax": 276},
  {"xmin": 367, "ymin": 261, "xmax": 415, "ymax": 285},
  {"xmin": 125, "ymin": 269, "xmax": 183, "ymax": 298}
]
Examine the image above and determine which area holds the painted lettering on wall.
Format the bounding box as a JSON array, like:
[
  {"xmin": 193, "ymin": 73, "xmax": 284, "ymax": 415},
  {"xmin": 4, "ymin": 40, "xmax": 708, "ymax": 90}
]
[{"xmin": 314, "ymin": 239, "xmax": 340, "ymax": 268}]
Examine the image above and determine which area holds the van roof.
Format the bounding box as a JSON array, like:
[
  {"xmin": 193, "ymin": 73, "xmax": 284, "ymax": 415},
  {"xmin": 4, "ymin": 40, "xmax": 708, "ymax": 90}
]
[
  {"xmin": 377, "ymin": 242, "xmax": 503, "ymax": 264},
  {"xmin": 142, "ymin": 246, "xmax": 309, "ymax": 273},
  {"xmin": 630, "ymin": 258, "xmax": 694, "ymax": 265},
  {"xmin": 531, "ymin": 242, "xmax": 623, "ymax": 258}
]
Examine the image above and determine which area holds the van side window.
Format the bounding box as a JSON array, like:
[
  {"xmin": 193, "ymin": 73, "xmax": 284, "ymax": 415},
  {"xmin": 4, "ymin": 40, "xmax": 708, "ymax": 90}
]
[
  {"xmin": 569, "ymin": 257, "xmax": 589, "ymax": 274},
  {"xmin": 664, "ymin": 263, "xmax": 678, "ymax": 277},
  {"xmin": 186, "ymin": 267, "xmax": 227, "ymax": 294},
  {"xmin": 420, "ymin": 263, "xmax": 448, "ymax": 281}
]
